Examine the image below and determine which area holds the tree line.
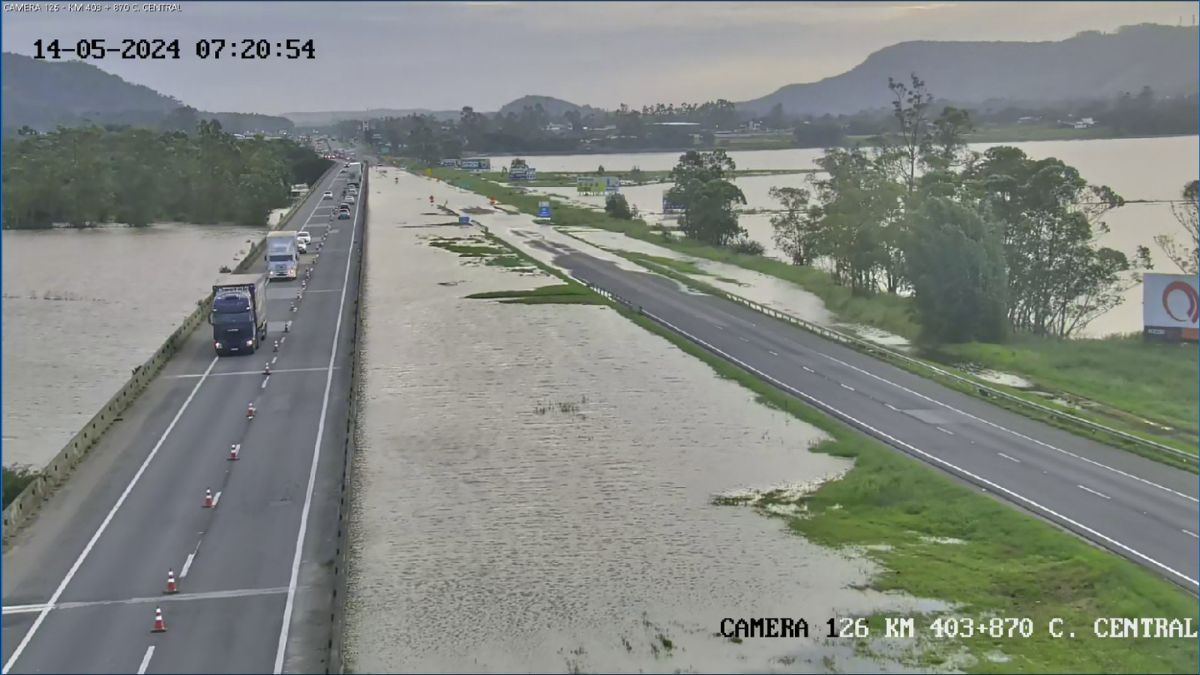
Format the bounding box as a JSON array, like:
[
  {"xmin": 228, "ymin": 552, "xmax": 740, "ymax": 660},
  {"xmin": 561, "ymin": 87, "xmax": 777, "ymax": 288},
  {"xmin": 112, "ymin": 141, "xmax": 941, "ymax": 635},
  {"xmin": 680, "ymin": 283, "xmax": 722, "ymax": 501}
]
[
  {"xmin": 661, "ymin": 75, "xmax": 1187, "ymax": 343},
  {"xmin": 342, "ymin": 85, "xmax": 1197, "ymax": 158},
  {"xmin": 2, "ymin": 121, "xmax": 330, "ymax": 229}
]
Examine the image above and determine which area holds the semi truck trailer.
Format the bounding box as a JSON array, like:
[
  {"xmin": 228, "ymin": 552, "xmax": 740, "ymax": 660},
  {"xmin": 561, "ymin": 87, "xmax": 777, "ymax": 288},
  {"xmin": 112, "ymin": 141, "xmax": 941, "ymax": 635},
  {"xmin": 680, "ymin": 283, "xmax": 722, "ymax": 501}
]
[{"xmin": 210, "ymin": 272, "xmax": 268, "ymax": 355}]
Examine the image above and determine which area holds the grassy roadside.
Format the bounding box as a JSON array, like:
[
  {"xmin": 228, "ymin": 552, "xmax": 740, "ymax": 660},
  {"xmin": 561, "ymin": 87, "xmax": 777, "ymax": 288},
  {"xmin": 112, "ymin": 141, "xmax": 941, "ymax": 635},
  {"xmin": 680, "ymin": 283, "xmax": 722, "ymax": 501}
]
[
  {"xmin": 431, "ymin": 209, "xmax": 1200, "ymax": 673},
  {"xmin": 418, "ymin": 164, "xmax": 1198, "ymax": 457}
]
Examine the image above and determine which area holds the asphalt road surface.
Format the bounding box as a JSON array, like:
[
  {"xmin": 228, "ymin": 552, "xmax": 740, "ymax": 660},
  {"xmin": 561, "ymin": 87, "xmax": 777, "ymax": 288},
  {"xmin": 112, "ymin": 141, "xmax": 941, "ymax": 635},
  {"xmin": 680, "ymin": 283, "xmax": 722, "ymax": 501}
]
[
  {"xmin": 2, "ymin": 163, "xmax": 364, "ymax": 674},
  {"xmin": 491, "ymin": 218, "xmax": 1200, "ymax": 591}
]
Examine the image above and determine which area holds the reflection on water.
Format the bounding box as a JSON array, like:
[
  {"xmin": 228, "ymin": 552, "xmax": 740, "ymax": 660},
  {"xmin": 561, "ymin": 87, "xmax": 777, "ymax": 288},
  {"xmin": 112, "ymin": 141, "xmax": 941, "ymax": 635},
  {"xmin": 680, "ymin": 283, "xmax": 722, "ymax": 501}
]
[
  {"xmin": 496, "ymin": 136, "xmax": 1198, "ymax": 336},
  {"xmin": 1, "ymin": 223, "xmax": 264, "ymax": 467},
  {"xmin": 344, "ymin": 172, "xmax": 944, "ymax": 673}
]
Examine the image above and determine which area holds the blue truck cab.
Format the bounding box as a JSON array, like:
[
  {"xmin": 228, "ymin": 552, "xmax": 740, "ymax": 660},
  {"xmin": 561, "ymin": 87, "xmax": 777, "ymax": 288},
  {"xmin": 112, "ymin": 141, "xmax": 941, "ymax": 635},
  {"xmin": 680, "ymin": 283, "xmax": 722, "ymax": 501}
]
[{"xmin": 210, "ymin": 272, "xmax": 268, "ymax": 356}]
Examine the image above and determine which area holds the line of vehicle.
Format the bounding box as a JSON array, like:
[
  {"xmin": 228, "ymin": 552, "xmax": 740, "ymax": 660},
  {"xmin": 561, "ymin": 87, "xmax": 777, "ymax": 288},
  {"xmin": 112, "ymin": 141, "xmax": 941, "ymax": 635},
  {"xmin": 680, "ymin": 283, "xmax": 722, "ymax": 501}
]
[
  {"xmin": 272, "ymin": 168, "xmax": 363, "ymax": 674},
  {"xmin": 1, "ymin": 166, "xmax": 341, "ymax": 673}
]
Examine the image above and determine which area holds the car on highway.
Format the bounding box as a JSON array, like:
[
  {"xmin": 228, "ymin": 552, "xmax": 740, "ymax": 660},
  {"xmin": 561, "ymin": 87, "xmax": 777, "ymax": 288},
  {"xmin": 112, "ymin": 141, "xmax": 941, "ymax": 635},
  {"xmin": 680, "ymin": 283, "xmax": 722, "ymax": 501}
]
[
  {"xmin": 297, "ymin": 238, "xmax": 308, "ymax": 254},
  {"xmin": 337, "ymin": 210, "xmax": 351, "ymax": 220},
  {"xmin": 322, "ymin": 191, "xmax": 333, "ymax": 199},
  {"xmin": 296, "ymin": 230, "xmax": 312, "ymax": 246},
  {"xmin": 346, "ymin": 195, "xmax": 356, "ymax": 204}
]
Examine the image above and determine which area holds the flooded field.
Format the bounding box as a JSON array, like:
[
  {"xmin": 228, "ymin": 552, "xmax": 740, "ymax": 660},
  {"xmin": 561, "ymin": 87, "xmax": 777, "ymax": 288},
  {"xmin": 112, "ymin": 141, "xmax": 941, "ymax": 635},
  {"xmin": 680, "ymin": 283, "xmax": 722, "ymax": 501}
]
[
  {"xmin": 344, "ymin": 171, "xmax": 944, "ymax": 673},
  {"xmin": 1, "ymin": 221, "xmax": 268, "ymax": 468},
  {"xmin": 492, "ymin": 136, "xmax": 1199, "ymax": 337}
]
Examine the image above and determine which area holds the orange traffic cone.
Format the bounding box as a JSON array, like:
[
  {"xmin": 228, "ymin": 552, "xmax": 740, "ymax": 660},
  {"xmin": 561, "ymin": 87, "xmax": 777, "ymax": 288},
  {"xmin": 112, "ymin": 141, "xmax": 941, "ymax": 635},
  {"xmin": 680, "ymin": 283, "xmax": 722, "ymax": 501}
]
[
  {"xmin": 228, "ymin": 443, "xmax": 240, "ymax": 461},
  {"xmin": 152, "ymin": 607, "xmax": 167, "ymax": 633},
  {"xmin": 203, "ymin": 488, "xmax": 214, "ymax": 508},
  {"xmin": 247, "ymin": 402, "xmax": 256, "ymax": 419},
  {"xmin": 264, "ymin": 362, "xmax": 271, "ymax": 375},
  {"xmin": 165, "ymin": 569, "xmax": 178, "ymax": 594}
]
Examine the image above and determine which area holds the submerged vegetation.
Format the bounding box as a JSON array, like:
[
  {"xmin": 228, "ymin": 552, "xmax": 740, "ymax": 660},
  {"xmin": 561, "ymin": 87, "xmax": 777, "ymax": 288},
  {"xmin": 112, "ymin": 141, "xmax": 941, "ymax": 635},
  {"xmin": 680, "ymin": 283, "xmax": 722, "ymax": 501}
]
[
  {"xmin": 429, "ymin": 217, "xmax": 1199, "ymax": 672},
  {"xmin": 467, "ymin": 284, "xmax": 604, "ymax": 305}
]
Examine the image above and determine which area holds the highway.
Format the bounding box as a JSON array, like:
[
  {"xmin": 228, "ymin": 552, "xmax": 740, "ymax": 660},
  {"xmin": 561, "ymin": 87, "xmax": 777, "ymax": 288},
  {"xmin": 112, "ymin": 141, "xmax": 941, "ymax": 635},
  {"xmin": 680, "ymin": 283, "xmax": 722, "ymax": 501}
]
[
  {"xmin": 422, "ymin": 174, "xmax": 1200, "ymax": 590},
  {"xmin": 2, "ymin": 163, "xmax": 364, "ymax": 673}
]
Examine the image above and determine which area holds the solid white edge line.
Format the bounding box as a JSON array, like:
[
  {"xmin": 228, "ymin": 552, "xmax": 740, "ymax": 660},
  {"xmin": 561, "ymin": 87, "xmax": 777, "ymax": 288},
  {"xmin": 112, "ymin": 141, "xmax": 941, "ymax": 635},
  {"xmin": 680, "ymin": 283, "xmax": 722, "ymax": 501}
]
[
  {"xmin": 1183, "ymin": 529, "xmax": 1199, "ymax": 539},
  {"xmin": 273, "ymin": 170, "xmax": 362, "ymax": 675},
  {"xmin": 816, "ymin": 351, "xmax": 1199, "ymax": 504},
  {"xmin": 136, "ymin": 646, "xmax": 155, "ymax": 675},
  {"xmin": 1, "ymin": 356, "xmax": 219, "ymax": 675},
  {"xmin": 642, "ymin": 310, "xmax": 1200, "ymax": 588}
]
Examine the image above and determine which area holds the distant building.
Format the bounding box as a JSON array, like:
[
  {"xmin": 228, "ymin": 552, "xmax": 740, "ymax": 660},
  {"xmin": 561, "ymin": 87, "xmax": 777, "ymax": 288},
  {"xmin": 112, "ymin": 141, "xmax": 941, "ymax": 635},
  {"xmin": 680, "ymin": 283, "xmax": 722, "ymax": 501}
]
[
  {"xmin": 460, "ymin": 158, "xmax": 491, "ymax": 171},
  {"xmin": 1073, "ymin": 117, "xmax": 1097, "ymax": 129}
]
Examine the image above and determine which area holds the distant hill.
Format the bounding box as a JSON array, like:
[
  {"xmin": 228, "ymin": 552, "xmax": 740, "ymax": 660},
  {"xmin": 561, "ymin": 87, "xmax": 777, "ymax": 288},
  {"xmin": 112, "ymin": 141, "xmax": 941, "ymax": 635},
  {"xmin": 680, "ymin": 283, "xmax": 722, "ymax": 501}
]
[
  {"xmin": 286, "ymin": 96, "xmax": 602, "ymax": 127},
  {"xmin": 496, "ymin": 95, "xmax": 599, "ymax": 119},
  {"xmin": 2, "ymin": 52, "xmax": 180, "ymax": 128},
  {"xmin": 1, "ymin": 52, "xmax": 293, "ymax": 134},
  {"xmin": 740, "ymin": 24, "xmax": 1200, "ymax": 116},
  {"xmin": 282, "ymin": 108, "xmax": 460, "ymax": 127}
]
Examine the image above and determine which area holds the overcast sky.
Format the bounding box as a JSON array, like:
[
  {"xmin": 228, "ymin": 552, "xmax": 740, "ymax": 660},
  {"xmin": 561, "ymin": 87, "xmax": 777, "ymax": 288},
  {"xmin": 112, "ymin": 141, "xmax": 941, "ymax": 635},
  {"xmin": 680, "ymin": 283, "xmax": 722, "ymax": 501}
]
[{"xmin": 2, "ymin": 1, "xmax": 1194, "ymax": 114}]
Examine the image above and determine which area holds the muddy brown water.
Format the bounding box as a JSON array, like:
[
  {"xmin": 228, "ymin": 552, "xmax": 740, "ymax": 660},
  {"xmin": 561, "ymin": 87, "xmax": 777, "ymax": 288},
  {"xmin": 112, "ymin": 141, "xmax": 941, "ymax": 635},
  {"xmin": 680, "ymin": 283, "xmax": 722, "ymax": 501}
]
[
  {"xmin": 342, "ymin": 172, "xmax": 946, "ymax": 673},
  {"xmin": 1, "ymin": 223, "xmax": 266, "ymax": 468}
]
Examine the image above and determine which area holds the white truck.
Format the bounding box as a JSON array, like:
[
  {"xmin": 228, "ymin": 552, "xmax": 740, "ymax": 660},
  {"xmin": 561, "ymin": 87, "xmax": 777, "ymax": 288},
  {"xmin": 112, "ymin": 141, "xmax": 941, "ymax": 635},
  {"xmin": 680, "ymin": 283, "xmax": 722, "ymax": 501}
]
[{"xmin": 265, "ymin": 231, "xmax": 299, "ymax": 280}]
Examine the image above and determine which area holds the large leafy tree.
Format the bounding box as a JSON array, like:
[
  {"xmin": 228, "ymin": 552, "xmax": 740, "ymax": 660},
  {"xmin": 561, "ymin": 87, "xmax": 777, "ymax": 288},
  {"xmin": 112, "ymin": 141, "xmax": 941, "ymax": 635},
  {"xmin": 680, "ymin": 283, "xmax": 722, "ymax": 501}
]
[
  {"xmin": 966, "ymin": 146, "xmax": 1150, "ymax": 337},
  {"xmin": 667, "ymin": 150, "xmax": 747, "ymax": 246},
  {"xmin": 904, "ymin": 197, "xmax": 1008, "ymax": 343}
]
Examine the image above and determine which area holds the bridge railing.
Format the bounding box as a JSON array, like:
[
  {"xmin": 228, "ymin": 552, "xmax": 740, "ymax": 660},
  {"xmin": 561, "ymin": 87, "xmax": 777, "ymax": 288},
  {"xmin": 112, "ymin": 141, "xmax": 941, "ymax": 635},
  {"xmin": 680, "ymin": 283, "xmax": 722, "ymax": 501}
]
[{"xmin": 2, "ymin": 163, "xmax": 338, "ymax": 535}]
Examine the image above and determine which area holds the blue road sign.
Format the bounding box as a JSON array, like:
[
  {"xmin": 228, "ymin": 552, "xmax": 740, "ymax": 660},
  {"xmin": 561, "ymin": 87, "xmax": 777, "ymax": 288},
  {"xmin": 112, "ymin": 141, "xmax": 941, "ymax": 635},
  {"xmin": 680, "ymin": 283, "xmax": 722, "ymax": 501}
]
[
  {"xmin": 537, "ymin": 201, "xmax": 551, "ymax": 218},
  {"xmin": 459, "ymin": 215, "xmax": 471, "ymax": 224}
]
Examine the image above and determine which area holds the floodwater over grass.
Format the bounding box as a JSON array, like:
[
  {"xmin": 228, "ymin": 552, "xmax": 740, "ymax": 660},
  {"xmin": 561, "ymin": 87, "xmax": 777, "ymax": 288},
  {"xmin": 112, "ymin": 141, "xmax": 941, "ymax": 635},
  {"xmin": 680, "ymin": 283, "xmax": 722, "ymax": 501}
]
[
  {"xmin": 344, "ymin": 170, "xmax": 945, "ymax": 673},
  {"xmin": 493, "ymin": 136, "xmax": 1199, "ymax": 337}
]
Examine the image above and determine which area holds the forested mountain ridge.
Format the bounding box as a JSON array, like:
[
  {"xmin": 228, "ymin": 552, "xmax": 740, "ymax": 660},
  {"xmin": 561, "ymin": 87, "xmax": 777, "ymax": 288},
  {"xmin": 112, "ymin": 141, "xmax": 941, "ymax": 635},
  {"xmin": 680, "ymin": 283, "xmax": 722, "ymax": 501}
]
[{"xmin": 739, "ymin": 24, "xmax": 1199, "ymax": 115}]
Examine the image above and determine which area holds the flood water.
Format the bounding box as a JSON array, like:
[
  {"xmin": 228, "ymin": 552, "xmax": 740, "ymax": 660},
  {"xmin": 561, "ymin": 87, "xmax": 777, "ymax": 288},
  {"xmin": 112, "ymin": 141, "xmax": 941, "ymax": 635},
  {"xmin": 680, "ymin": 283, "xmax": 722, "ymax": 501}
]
[
  {"xmin": 1, "ymin": 222, "xmax": 266, "ymax": 468},
  {"xmin": 343, "ymin": 170, "xmax": 945, "ymax": 673},
  {"xmin": 492, "ymin": 136, "xmax": 1199, "ymax": 337}
]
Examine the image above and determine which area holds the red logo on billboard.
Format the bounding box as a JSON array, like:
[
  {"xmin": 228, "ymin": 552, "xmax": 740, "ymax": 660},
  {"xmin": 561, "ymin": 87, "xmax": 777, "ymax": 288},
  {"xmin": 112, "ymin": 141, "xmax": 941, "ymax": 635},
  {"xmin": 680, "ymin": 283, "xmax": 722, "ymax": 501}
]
[{"xmin": 1162, "ymin": 280, "xmax": 1200, "ymax": 323}]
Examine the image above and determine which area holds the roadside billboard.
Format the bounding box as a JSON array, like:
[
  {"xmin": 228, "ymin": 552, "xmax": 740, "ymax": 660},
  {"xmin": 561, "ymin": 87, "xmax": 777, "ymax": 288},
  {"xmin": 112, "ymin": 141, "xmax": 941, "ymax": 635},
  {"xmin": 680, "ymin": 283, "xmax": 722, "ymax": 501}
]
[
  {"xmin": 1143, "ymin": 273, "xmax": 1199, "ymax": 342},
  {"xmin": 577, "ymin": 176, "xmax": 620, "ymax": 195},
  {"xmin": 460, "ymin": 158, "xmax": 491, "ymax": 171}
]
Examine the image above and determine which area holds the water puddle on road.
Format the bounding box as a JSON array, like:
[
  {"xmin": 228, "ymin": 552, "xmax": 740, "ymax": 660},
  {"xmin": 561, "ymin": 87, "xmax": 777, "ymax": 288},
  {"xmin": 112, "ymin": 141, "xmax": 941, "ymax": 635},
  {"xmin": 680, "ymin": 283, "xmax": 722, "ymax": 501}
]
[{"xmin": 343, "ymin": 171, "xmax": 946, "ymax": 673}]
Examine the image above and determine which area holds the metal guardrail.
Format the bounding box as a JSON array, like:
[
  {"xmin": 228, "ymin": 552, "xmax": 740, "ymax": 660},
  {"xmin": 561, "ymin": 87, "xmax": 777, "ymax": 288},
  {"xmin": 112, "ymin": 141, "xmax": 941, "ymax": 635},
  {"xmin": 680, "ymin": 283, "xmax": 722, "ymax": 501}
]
[
  {"xmin": 2, "ymin": 163, "xmax": 341, "ymax": 534},
  {"xmin": 713, "ymin": 292, "xmax": 1195, "ymax": 462},
  {"xmin": 574, "ymin": 274, "xmax": 1194, "ymax": 464}
]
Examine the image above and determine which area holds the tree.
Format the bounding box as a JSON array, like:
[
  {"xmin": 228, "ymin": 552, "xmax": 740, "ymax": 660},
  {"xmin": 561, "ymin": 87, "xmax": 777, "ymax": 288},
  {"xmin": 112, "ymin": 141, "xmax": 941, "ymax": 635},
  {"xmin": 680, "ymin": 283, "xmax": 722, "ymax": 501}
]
[
  {"xmin": 883, "ymin": 74, "xmax": 932, "ymax": 196},
  {"xmin": 765, "ymin": 103, "xmax": 787, "ymax": 130},
  {"xmin": 768, "ymin": 186, "xmax": 822, "ymax": 266},
  {"xmin": 803, "ymin": 147, "xmax": 905, "ymax": 293},
  {"xmin": 1155, "ymin": 180, "xmax": 1199, "ymax": 274},
  {"xmin": 605, "ymin": 193, "xmax": 632, "ymax": 219},
  {"xmin": 967, "ymin": 146, "xmax": 1150, "ymax": 336},
  {"xmin": 904, "ymin": 197, "xmax": 1008, "ymax": 343},
  {"xmin": 666, "ymin": 150, "xmax": 747, "ymax": 246},
  {"xmin": 629, "ymin": 166, "xmax": 645, "ymax": 185}
]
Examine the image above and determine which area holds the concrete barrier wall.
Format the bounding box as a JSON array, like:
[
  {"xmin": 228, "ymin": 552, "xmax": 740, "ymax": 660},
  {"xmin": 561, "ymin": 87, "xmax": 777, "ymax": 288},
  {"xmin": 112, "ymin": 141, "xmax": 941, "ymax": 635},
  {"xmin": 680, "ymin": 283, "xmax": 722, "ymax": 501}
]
[
  {"xmin": 3, "ymin": 164, "xmax": 336, "ymax": 535},
  {"xmin": 328, "ymin": 164, "xmax": 369, "ymax": 675}
]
